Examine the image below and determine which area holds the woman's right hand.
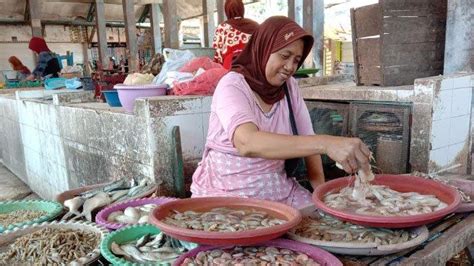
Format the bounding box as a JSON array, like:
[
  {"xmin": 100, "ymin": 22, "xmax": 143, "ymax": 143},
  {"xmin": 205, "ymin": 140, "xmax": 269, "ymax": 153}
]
[
  {"xmin": 25, "ymin": 74, "xmax": 35, "ymax": 81},
  {"xmin": 323, "ymin": 136, "xmax": 371, "ymax": 174}
]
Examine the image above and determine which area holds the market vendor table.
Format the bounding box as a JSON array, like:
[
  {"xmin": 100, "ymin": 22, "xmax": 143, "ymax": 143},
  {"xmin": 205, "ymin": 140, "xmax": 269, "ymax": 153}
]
[{"xmin": 338, "ymin": 212, "xmax": 474, "ymax": 265}]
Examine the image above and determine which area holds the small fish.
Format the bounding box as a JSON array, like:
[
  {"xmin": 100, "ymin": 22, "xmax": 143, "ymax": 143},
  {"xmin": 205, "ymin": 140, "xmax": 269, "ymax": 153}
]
[{"xmin": 135, "ymin": 234, "xmax": 150, "ymax": 248}]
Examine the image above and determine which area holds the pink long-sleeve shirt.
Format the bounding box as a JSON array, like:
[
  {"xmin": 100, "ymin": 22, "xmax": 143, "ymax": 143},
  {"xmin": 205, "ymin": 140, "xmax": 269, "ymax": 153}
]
[{"xmin": 191, "ymin": 71, "xmax": 314, "ymax": 208}]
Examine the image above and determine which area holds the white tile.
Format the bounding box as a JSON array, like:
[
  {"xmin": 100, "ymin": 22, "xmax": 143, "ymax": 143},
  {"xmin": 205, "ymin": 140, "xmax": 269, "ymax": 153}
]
[
  {"xmin": 452, "ymin": 75, "xmax": 471, "ymax": 89},
  {"xmin": 430, "ymin": 118, "xmax": 450, "ymax": 149},
  {"xmin": 451, "ymin": 88, "xmax": 472, "ymax": 117},
  {"xmin": 447, "ymin": 143, "xmax": 466, "ymax": 164},
  {"xmin": 430, "ymin": 148, "xmax": 449, "ymax": 167},
  {"xmin": 449, "ymin": 115, "xmax": 470, "ymax": 145},
  {"xmin": 440, "ymin": 78, "xmax": 453, "ymax": 91},
  {"xmin": 432, "ymin": 90, "xmax": 452, "ymax": 121}
]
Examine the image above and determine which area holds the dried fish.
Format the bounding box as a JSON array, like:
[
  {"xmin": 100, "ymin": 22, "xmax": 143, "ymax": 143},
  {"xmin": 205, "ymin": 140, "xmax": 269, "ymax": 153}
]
[
  {"xmin": 0, "ymin": 227, "xmax": 99, "ymax": 264},
  {"xmin": 182, "ymin": 246, "xmax": 321, "ymax": 266},
  {"xmin": 62, "ymin": 177, "xmax": 157, "ymax": 222},
  {"xmin": 164, "ymin": 207, "xmax": 287, "ymax": 232},
  {"xmin": 111, "ymin": 232, "xmax": 186, "ymax": 263},
  {"xmin": 0, "ymin": 210, "xmax": 47, "ymax": 228},
  {"xmin": 292, "ymin": 213, "xmax": 417, "ymax": 245}
]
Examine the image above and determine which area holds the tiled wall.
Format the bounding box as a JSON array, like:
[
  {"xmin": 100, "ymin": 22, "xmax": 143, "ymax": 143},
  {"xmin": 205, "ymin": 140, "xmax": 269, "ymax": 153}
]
[{"xmin": 429, "ymin": 74, "xmax": 473, "ymax": 173}]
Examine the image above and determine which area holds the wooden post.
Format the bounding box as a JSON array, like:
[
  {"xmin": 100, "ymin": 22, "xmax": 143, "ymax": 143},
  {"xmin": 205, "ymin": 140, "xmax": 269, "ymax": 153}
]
[
  {"xmin": 288, "ymin": 0, "xmax": 296, "ymax": 21},
  {"xmin": 150, "ymin": 3, "xmax": 162, "ymax": 54},
  {"xmin": 216, "ymin": 0, "xmax": 225, "ymax": 24},
  {"xmin": 202, "ymin": 0, "xmax": 216, "ymax": 47},
  {"xmin": 82, "ymin": 42, "xmax": 91, "ymax": 76},
  {"xmin": 444, "ymin": 0, "xmax": 473, "ymax": 74},
  {"xmin": 350, "ymin": 8, "xmax": 360, "ymax": 85},
  {"xmin": 162, "ymin": 0, "xmax": 179, "ymax": 48},
  {"xmin": 28, "ymin": 0, "xmax": 42, "ymax": 37},
  {"xmin": 303, "ymin": 0, "xmax": 324, "ymax": 75},
  {"xmin": 95, "ymin": 0, "xmax": 108, "ymax": 68},
  {"xmin": 122, "ymin": 0, "xmax": 138, "ymax": 72}
]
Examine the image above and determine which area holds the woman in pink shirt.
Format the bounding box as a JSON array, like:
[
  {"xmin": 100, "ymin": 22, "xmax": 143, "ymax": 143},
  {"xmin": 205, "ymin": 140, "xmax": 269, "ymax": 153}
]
[{"xmin": 191, "ymin": 16, "xmax": 371, "ymax": 209}]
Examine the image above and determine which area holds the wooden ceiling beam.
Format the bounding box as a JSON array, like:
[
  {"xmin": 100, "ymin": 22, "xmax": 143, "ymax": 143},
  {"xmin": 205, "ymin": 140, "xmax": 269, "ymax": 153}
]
[
  {"xmin": 44, "ymin": 0, "xmax": 162, "ymax": 4},
  {"xmin": 24, "ymin": 0, "xmax": 30, "ymax": 22},
  {"xmin": 138, "ymin": 4, "xmax": 150, "ymax": 23},
  {"xmin": 86, "ymin": 3, "xmax": 96, "ymax": 22}
]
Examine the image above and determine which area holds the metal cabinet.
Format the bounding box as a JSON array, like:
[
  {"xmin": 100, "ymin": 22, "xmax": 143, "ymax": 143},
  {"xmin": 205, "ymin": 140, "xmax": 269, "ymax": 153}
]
[
  {"xmin": 305, "ymin": 100, "xmax": 412, "ymax": 179},
  {"xmin": 350, "ymin": 102, "xmax": 411, "ymax": 174}
]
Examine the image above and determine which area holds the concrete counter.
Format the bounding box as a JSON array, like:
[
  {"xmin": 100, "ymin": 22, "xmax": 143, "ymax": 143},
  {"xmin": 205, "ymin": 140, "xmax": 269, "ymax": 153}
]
[
  {"xmin": 0, "ymin": 88, "xmax": 211, "ymax": 199},
  {"xmin": 300, "ymin": 74, "xmax": 473, "ymax": 175}
]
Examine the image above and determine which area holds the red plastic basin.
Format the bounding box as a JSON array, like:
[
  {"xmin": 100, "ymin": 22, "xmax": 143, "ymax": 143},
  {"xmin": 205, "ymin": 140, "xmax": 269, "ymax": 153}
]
[
  {"xmin": 313, "ymin": 174, "xmax": 461, "ymax": 228},
  {"xmin": 149, "ymin": 197, "xmax": 302, "ymax": 246}
]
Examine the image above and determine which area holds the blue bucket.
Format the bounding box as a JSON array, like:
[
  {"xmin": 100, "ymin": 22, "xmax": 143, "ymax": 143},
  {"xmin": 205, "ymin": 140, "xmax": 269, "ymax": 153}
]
[{"xmin": 102, "ymin": 90, "xmax": 122, "ymax": 107}]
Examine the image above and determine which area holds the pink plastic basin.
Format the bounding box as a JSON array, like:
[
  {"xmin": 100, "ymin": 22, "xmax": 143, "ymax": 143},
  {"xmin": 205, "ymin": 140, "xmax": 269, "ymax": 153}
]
[
  {"xmin": 173, "ymin": 238, "xmax": 342, "ymax": 266},
  {"xmin": 313, "ymin": 174, "xmax": 461, "ymax": 228},
  {"xmin": 149, "ymin": 197, "xmax": 302, "ymax": 246},
  {"xmin": 114, "ymin": 83, "xmax": 167, "ymax": 113}
]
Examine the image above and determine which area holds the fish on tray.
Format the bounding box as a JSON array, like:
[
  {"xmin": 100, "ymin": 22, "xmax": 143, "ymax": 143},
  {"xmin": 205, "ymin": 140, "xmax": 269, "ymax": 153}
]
[
  {"xmin": 111, "ymin": 232, "xmax": 186, "ymax": 263},
  {"xmin": 292, "ymin": 212, "xmax": 417, "ymax": 245},
  {"xmin": 182, "ymin": 246, "xmax": 321, "ymax": 266},
  {"xmin": 164, "ymin": 207, "xmax": 287, "ymax": 232},
  {"xmin": 329, "ymin": 160, "xmax": 448, "ymax": 216}
]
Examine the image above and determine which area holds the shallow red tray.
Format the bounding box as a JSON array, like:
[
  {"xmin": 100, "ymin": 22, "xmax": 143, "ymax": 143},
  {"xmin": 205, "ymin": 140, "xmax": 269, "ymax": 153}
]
[
  {"xmin": 149, "ymin": 197, "xmax": 302, "ymax": 246},
  {"xmin": 313, "ymin": 175, "xmax": 461, "ymax": 228}
]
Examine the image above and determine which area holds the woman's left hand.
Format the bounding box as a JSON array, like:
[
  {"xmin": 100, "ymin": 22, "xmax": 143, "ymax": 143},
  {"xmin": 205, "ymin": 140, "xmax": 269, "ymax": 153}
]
[{"xmin": 26, "ymin": 74, "xmax": 35, "ymax": 81}]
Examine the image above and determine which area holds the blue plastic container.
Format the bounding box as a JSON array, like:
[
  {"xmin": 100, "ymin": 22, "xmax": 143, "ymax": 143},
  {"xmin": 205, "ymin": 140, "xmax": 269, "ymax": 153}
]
[
  {"xmin": 80, "ymin": 77, "xmax": 94, "ymax": 90},
  {"xmin": 44, "ymin": 77, "xmax": 67, "ymax": 90},
  {"xmin": 102, "ymin": 90, "xmax": 122, "ymax": 107}
]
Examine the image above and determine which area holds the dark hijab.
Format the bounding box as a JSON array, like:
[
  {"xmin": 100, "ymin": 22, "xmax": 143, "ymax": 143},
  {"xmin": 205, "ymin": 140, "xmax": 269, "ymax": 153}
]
[
  {"xmin": 224, "ymin": 0, "xmax": 258, "ymax": 34},
  {"xmin": 232, "ymin": 16, "xmax": 314, "ymax": 104}
]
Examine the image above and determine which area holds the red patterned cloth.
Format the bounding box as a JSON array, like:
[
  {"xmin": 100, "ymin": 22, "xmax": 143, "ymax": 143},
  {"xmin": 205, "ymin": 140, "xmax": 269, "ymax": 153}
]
[{"xmin": 212, "ymin": 22, "xmax": 254, "ymax": 69}]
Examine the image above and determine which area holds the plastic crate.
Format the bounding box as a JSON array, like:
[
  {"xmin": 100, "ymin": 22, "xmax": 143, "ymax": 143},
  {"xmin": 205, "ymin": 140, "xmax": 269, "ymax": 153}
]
[
  {"xmin": 80, "ymin": 77, "xmax": 94, "ymax": 90},
  {"xmin": 5, "ymin": 80, "xmax": 42, "ymax": 89}
]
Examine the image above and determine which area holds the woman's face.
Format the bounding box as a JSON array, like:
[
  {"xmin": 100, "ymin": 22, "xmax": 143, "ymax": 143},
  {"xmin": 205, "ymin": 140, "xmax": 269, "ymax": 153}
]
[{"xmin": 265, "ymin": 39, "xmax": 304, "ymax": 87}]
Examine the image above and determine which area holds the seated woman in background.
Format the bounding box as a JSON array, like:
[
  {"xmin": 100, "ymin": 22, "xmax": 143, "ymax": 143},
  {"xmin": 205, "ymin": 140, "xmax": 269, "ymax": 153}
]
[
  {"xmin": 8, "ymin": 56, "xmax": 31, "ymax": 80},
  {"xmin": 212, "ymin": 0, "xmax": 259, "ymax": 69},
  {"xmin": 26, "ymin": 37, "xmax": 61, "ymax": 80},
  {"xmin": 192, "ymin": 16, "xmax": 371, "ymax": 209}
]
